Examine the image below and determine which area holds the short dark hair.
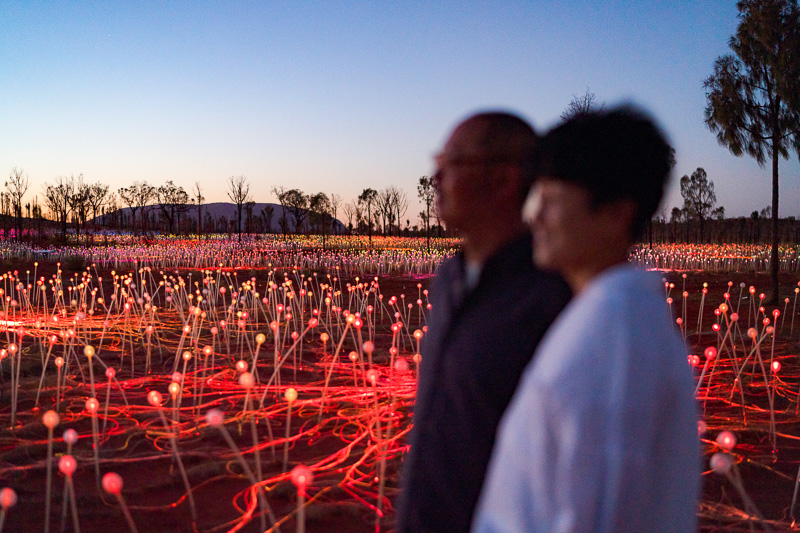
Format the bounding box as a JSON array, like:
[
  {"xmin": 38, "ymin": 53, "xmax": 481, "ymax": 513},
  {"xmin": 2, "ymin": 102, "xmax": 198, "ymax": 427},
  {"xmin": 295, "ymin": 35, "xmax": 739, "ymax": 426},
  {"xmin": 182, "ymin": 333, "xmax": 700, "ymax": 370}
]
[
  {"xmin": 535, "ymin": 106, "xmax": 674, "ymax": 238},
  {"xmin": 463, "ymin": 112, "xmax": 539, "ymax": 200}
]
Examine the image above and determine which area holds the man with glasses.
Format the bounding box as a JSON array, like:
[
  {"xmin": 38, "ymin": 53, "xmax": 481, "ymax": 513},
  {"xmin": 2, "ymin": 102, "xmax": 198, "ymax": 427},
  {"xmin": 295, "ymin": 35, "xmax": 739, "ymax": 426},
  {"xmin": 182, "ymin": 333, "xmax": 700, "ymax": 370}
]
[{"xmin": 395, "ymin": 112, "xmax": 571, "ymax": 533}]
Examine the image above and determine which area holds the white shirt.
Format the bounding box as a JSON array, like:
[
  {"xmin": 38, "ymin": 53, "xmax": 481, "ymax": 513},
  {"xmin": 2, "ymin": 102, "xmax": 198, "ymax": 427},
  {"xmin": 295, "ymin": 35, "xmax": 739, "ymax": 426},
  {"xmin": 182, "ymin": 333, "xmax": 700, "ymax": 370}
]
[{"xmin": 473, "ymin": 264, "xmax": 699, "ymax": 533}]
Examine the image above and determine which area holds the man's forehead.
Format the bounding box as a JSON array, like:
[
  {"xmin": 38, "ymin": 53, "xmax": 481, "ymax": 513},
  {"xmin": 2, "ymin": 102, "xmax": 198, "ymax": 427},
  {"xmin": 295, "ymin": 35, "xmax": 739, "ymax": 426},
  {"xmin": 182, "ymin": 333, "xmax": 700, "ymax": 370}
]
[{"xmin": 442, "ymin": 123, "xmax": 488, "ymax": 156}]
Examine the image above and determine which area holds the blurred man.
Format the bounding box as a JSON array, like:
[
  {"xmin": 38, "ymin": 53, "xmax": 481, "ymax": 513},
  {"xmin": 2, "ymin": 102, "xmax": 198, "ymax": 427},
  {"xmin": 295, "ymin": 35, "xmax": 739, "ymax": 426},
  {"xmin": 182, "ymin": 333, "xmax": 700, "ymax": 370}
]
[
  {"xmin": 395, "ymin": 112, "xmax": 571, "ymax": 533},
  {"xmin": 474, "ymin": 107, "xmax": 699, "ymax": 533}
]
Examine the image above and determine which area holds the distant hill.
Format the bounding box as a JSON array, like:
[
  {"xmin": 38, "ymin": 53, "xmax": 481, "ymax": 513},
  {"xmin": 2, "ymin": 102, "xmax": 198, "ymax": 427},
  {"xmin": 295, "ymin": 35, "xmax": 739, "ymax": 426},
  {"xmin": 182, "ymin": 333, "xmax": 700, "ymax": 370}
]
[{"xmin": 96, "ymin": 202, "xmax": 345, "ymax": 233}]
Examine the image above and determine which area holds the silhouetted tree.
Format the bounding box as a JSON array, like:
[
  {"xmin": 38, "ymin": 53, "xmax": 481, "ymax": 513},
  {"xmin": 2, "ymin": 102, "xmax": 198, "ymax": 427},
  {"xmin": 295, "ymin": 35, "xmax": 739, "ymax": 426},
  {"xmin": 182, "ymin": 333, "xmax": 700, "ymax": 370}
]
[
  {"xmin": 156, "ymin": 180, "xmax": 190, "ymax": 234},
  {"xmin": 704, "ymin": 0, "xmax": 800, "ymax": 301},
  {"xmin": 417, "ymin": 176, "xmax": 435, "ymax": 251},
  {"xmin": 227, "ymin": 175, "xmax": 251, "ymax": 242},
  {"xmin": 44, "ymin": 176, "xmax": 75, "ymax": 240},
  {"xmin": 358, "ymin": 188, "xmax": 378, "ymax": 246},
  {"xmin": 680, "ymin": 168, "xmax": 719, "ymax": 241},
  {"xmin": 6, "ymin": 168, "xmax": 28, "ymax": 240},
  {"xmin": 561, "ymin": 88, "xmax": 604, "ymax": 121}
]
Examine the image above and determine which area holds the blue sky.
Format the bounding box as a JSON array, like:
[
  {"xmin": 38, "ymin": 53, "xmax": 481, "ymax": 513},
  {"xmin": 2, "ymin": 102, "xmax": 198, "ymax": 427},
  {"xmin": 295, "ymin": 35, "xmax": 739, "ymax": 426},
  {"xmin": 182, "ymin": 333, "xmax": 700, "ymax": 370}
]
[{"xmin": 2, "ymin": 1, "xmax": 799, "ymax": 221}]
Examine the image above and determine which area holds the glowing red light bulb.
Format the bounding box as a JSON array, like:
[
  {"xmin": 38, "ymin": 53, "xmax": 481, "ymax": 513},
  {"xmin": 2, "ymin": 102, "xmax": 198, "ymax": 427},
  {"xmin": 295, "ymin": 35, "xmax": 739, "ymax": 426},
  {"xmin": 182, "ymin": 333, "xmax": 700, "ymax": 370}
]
[
  {"xmin": 0, "ymin": 487, "xmax": 17, "ymax": 509},
  {"xmin": 716, "ymin": 430, "xmax": 736, "ymax": 451},
  {"xmin": 147, "ymin": 391, "xmax": 163, "ymax": 407},
  {"xmin": 85, "ymin": 398, "xmax": 99, "ymax": 414},
  {"xmin": 291, "ymin": 465, "xmax": 313, "ymax": 492},
  {"xmin": 704, "ymin": 346, "xmax": 717, "ymax": 360},
  {"xmin": 102, "ymin": 472, "xmax": 123, "ymax": 495},
  {"xmin": 59, "ymin": 455, "xmax": 77, "ymax": 476}
]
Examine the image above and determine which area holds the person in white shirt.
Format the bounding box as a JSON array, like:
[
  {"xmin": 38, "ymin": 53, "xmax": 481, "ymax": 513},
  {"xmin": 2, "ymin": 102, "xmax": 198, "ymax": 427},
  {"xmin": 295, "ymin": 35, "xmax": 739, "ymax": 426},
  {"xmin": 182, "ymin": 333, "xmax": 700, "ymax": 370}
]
[{"xmin": 473, "ymin": 106, "xmax": 699, "ymax": 533}]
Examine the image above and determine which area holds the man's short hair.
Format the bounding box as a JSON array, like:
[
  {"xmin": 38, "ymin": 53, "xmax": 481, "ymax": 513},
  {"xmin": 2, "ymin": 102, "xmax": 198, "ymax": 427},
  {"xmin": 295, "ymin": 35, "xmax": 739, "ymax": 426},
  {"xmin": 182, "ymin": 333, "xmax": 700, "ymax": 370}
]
[
  {"xmin": 463, "ymin": 112, "xmax": 539, "ymax": 200},
  {"xmin": 535, "ymin": 106, "xmax": 673, "ymax": 238}
]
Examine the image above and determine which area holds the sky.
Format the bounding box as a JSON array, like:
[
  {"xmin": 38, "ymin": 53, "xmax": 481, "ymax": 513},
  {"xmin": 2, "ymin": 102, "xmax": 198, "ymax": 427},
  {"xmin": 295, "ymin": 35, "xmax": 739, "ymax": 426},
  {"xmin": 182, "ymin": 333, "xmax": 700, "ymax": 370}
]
[{"xmin": 2, "ymin": 1, "xmax": 799, "ymax": 223}]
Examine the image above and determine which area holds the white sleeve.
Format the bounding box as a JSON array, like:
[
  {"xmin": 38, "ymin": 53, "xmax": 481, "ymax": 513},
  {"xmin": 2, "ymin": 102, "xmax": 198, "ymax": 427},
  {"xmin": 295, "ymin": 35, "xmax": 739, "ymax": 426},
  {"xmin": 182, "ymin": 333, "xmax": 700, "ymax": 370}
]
[{"xmin": 473, "ymin": 375, "xmax": 608, "ymax": 533}]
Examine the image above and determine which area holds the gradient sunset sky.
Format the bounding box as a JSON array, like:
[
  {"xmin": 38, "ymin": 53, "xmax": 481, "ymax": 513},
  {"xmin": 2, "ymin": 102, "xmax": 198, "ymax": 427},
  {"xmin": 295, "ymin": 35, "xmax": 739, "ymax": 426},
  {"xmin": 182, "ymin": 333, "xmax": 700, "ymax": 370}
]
[{"xmin": 3, "ymin": 1, "xmax": 799, "ymax": 221}]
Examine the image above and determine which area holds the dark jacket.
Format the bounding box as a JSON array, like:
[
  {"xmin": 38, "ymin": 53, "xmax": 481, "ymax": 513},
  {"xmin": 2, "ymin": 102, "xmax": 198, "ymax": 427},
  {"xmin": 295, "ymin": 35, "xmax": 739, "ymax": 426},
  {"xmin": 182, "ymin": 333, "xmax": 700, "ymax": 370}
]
[{"xmin": 396, "ymin": 235, "xmax": 571, "ymax": 533}]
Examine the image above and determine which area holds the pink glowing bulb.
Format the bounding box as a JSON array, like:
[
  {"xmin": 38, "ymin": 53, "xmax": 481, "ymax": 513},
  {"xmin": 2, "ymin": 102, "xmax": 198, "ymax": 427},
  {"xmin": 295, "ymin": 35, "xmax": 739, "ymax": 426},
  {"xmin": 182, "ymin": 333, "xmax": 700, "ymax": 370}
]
[
  {"xmin": 239, "ymin": 372, "xmax": 255, "ymax": 388},
  {"xmin": 759, "ymin": 293, "xmax": 765, "ymax": 300},
  {"xmin": 772, "ymin": 361, "xmax": 781, "ymax": 373},
  {"xmin": 749, "ymin": 286, "xmax": 755, "ymax": 294},
  {"xmin": 682, "ymin": 291, "xmax": 688, "ymax": 298},
  {"xmin": 0, "ymin": 487, "xmax": 17, "ymax": 509},
  {"xmin": 714, "ymin": 309, "xmax": 721, "ymax": 316},
  {"xmin": 105, "ymin": 367, "xmax": 116, "ymax": 379},
  {"xmin": 59, "ymin": 455, "xmax": 77, "ymax": 476},
  {"xmin": 353, "ymin": 318, "xmax": 363, "ymax": 329},
  {"xmin": 308, "ymin": 318, "xmax": 319, "ymax": 328},
  {"xmin": 747, "ymin": 328, "xmax": 757, "ymax": 339},
  {"xmin": 691, "ymin": 355, "xmax": 700, "ymax": 366},
  {"xmin": 698, "ymin": 420, "xmax": 707, "ymax": 435},
  {"xmin": 345, "ymin": 314, "xmax": 355, "ymax": 325},
  {"xmin": 291, "ymin": 331, "xmax": 299, "ymax": 340},
  {"xmin": 182, "ymin": 350, "xmax": 192, "ymax": 362},
  {"xmin": 712, "ymin": 324, "xmax": 720, "ymax": 332},
  {"xmin": 719, "ymin": 303, "xmax": 728, "ymax": 312},
  {"xmin": 55, "ymin": 357, "xmax": 64, "ymax": 368},
  {"xmin": 203, "ymin": 345, "xmax": 213, "ymax": 356},
  {"xmin": 171, "ymin": 372, "xmax": 182, "ymax": 383},
  {"xmin": 394, "ymin": 358, "xmax": 409, "ymax": 372},
  {"xmin": 704, "ymin": 346, "xmax": 717, "ymax": 360},
  {"xmin": 168, "ymin": 382, "xmax": 180, "ymax": 398},
  {"xmin": 85, "ymin": 398, "xmax": 99, "ymax": 414},
  {"xmin": 348, "ymin": 351, "xmax": 358, "ymax": 362},
  {"xmin": 766, "ymin": 326, "xmax": 774, "ymax": 334},
  {"xmin": 362, "ymin": 341, "xmax": 375, "ymax": 353},
  {"xmin": 220, "ymin": 320, "xmax": 227, "ymax": 328},
  {"xmin": 366, "ymin": 369, "xmax": 379, "ymax": 386},
  {"xmin": 43, "ymin": 410, "xmax": 60, "ymax": 430},
  {"xmin": 413, "ymin": 329, "xmax": 423, "ymax": 340},
  {"xmin": 676, "ymin": 318, "xmax": 683, "ymax": 326},
  {"xmin": 320, "ymin": 333, "xmax": 329, "ymax": 343},
  {"xmin": 206, "ymin": 408, "xmax": 224, "ymax": 427},
  {"xmin": 666, "ymin": 297, "xmax": 673, "ymax": 305},
  {"xmin": 210, "ymin": 327, "xmax": 218, "ymax": 335},
  {"xmin": 716, "ymin": 430, "xmax": 736, "ymax": 451},
  {"xmin": 413, "ymin": 353, "xmax": 422, "ymax": 364},
  {"xmin": 270, "ymin": 321, "xmax": 279, "ymax": 331},
  {"xmin": 63, "ymin": 429, "xmax": 78, "ymax": 445},
  {"xmin": 291, "ymin": 465, "xmax": 313, "ymax": 491},
  {"xmin": 7, "ymin": 344, "xmax": 16, "ymax": 355},
  {"xmin": 255, "ymin": 333, "xmax": 266, "ymax": 344},
  {"xmin": 102, "ymin": 472, "xmax": 123, "ymax": 495},
  {"xmin": 773, "ymin": 309, "xmax": 780, "ymax": 317},
  {"xmin": 710, "ymin": 452, "xmax": 732, "ymax": 474},
  {"xmin": 235, "ymin": 360, "xmax": 248, "ymax": 373},
  {"xmin": 730, "ymin": 313, "xmax": 738, "ymax": 322},
  {"xmin": 147, "ymin": 391, "xmax": 163, "ymax": 407},
  {"xmin": 284, "ymin": 388, "xmax": 298, "ymax": 403}
]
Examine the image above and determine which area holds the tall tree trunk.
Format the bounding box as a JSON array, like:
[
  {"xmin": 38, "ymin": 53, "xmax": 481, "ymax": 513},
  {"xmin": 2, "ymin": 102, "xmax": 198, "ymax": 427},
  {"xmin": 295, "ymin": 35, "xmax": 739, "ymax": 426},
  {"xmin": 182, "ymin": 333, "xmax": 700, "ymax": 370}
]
[{"xmin": 770, "ymin": 134, "xmax": 780, "ymax": 304}]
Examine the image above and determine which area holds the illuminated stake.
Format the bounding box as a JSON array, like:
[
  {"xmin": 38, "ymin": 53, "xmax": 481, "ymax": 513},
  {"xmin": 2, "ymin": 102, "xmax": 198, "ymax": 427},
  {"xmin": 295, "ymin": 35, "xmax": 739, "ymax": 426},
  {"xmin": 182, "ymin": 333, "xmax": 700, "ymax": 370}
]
[
  {"xmin": 291, "ymin": 465, "xmax": 313, "ymax": 533},
  {"xmin": 0, "ymin": 487, "xmax": 17, "ymax": 533},
  {"xmin": 102, "ymin": 473, "xmax": 138, "ymax": 533},
  {"xmin": 42, "ymin": 410, "xmax": 59, "ymax": 533}
]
